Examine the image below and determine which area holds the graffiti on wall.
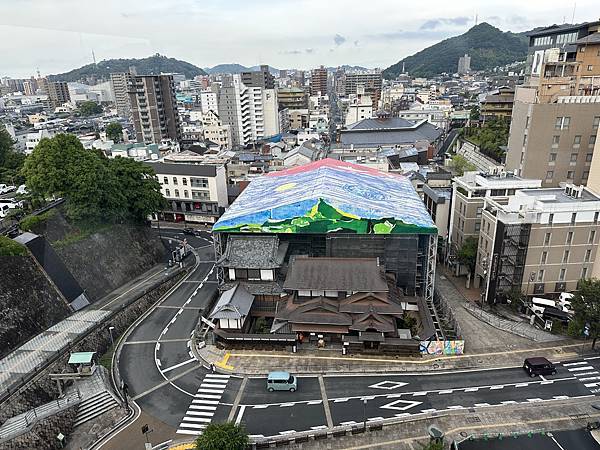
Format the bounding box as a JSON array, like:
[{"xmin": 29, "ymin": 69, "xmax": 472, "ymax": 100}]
[{"xmin": 419, "ymin": 340, "xmax": 465, "ymax": 355}]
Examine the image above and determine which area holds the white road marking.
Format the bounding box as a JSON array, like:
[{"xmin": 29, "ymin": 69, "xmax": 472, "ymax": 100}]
[
  {"xmin": 183, "ymin": 416, "xmax": 212, "ymax": 423},
  {"xmin": 307, "ymin": 400, "xmax": 322, "ymax": 405},
  {"xmin": 177, "ymin": 423, "xmax": 206, "ymax": 429},
  {"xmin": 192, "ymin": 399, "xmax": 219, "ymax": 405},
  {"xmin": 585, "ymin": 383, "xmax": 600, "ymax": 388},
  {"xmin": 421, "ymin": 409, "xmax": 437, "ymax": 413},
  {"xmin": 280, "ymin": 403, "xmax": 294, "ymax": 407},
  {"xmin": 161, "ymin": 358, "xmax": 196, "ymax": 374},
  {"xmin": 155, "ymin": 358, "xmax": 161, "ymax": 367},
  {"xmin": 579, "ymin": 376, "xmax": 600, "ymax": 382},
  {"xmin": 464, "ymin": 387, "xmax": 479, "ymax": 392},
  {"xmin": 334, "ymin": 398, "xmax": 349, "ymax": 403},
  {"xmin": 235, "ymin": 405, "xmax": 246, "ymax": 425},
  {"xmin": 490, "ymin": 385, "xmax": 504, "ymax": 390},
  {"xmin": 197, "ymin": 388, "xmax": 225, "ymax": 394},
  {"xmin": 501, "ymin": 401, "xmax": 518, "ymax": 405},
  {"xmin": 412, "ymin": 391, "xmax": 427, "ymax": 396},
  {"xmin": 155, "ymin": 342, "xmax": 160, "ymax": 351},
  {"xmin": 515, "ymin": 383, "xmax": 529, "ymax": 388},
  {"xmin": 189, "ymin": 405, "xmax": 217, "ymax": 411},
  {"xmin": 176, "ymin": 429, "xmax": 203, "ymax": 435},
  {"xmin": 474, "ymin": 403, "xmax": 490, "ymax": 407},
  {"xmin": 553, "ymin": 396, "xmax": 569, "ymax": 400},
  {"xmin": 187, "ymin": 411, "xmax": 215, "ymax": 416},
  {"xmin": 205, "ymin": 374, "xmax": 231, "ymax": 379},
  {"xmin": 200, "ymin": 382, "xmax": 227, "ymax": 389},
  {"xmin": 253, "ymin": 405, "xmax": 269, "ymax": 409},
  {"xmin": 368, "ymin": 381, "xmax": 409, "ymax": 390},
  {"xmin": 311, "ymin": 425, "xmax": 328, "ymax": 430},
  {"xmin": 279, "ymin": 430, "xmax": 297, "ymax": 435},
  {"xmin": 368, "ymin": 417, "xmax": 385, "ymax": 421},
  {"xmin": 447, "ymin": 406, "xmax": 465, "ymax": 409},
  {"xmin": 195, "ymin": 393, "xmax": 221, "ymax": 400},
  {"xmin": 380, "ymin": 399, "xmax": 422, "ymax": 411},
  {"xmin": 567, "ymin": 366, "xmax": 594, "ymax": 372},
  {"xmin": 341, "ymin": 421, "xmax": 357, "ymax": 426},
  {"xmin": 438, "ymin": 389, "xmax": 453, "ymax": 394},
  {"xmin": 574, "ymin": 371, "xmax": 599, "ymax": 377},
  {"xmin": 563, "ymin": 361, "xmax": 588, "ymax": 367},
  {"xmin": 527, "ymin": 398, "xmax": 543, "ymax": 402}
]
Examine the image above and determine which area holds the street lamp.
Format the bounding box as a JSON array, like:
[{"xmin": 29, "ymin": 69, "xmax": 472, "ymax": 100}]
[
  {"xmin": 108, "ymin": 326, "xmax": 115, "ymax": 348},
  {"xmin": 480, "ymin": 257, "xmax": 488, "ymax": 311},
  {"xmin": 526, "ymin": 272, "xmax": 536, "ymax": 299}
]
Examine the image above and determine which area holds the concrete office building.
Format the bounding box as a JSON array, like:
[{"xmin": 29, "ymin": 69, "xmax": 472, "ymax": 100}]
[
  {"xmin": 480, "ymin": 87, "xmax": 514, "ymax": 121},
  {"xmin": 457, "ymin": 54, "xmax": 471, "ymax": 75},
  {"xmin": 241, "ymin": 65, "xmax": 275, "ymax": 89},
  {"xmin": 344, "ymin": 87, "xmax": 373, "ymax": 125},
  {"xmin": 146, "ymin": 161, "xmax": 229, "ymax": 224},
  {"xmin": 277, "ymin": 87, "xmax": 308, "ymax": 110},
  {"xmin": 310, "ymin": 66, "xmax": 328, "ymax": 96},
  {"xmin": 46, "ymin": 81, "xmax": 71, "ymax": 108},
  {"xmin": 128, "ymin": 74, "xmax": 181, "ymax": 144},
  {"xmin": 110, "ymin": 72, "xmax": 133, "ymax": 118},
  {"xmin": 449, "ymin": 171, "xmax": 541, "ymax": 258},
  {"xmin": 476, "ymin": 184, "xmax": 600, "ymax": 303},
  {"xmin": 200, "ymin": 89, "xmax": 218, "ymax": 113},
  {"xmin": 505, "ymin": 21, "xmax": 600, "ymax": 187},
  {"xmin": 345, "ymin": 72, "xmax": 383, "ymax": 108}
]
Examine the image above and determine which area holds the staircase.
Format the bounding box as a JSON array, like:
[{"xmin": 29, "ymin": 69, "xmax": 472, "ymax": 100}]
[{"xmin": 73, "ymin": 390, "xmax": 119, "ymax": 427}]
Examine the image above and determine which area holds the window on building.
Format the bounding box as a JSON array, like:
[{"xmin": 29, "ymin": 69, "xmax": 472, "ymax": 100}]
[
  {"xmin": 165, "ymin": 189, "xmax": 170, "ymax": 197},
  {"xmin": 590, "ymin": 230, "xmax": 596, "ymax": 244},
  {"xmin": 182, "ymin": 178, "xmax": 188, "ymax": 186},
  {"xmin": 552, "ymin": 135, "xmax": 560, "ymax": 147},
  {"xmin": 174, "ymin": 189, "xmax": 179, "ymax": 197},
  {"xmin": 549, "ymin": 213, "xmax": 554, "ymax": 224},
  {"xmin": 546, "ymin": 171, "xmax": 554, "ymax": 179},
  {"xmin": 567, "ymin": 171, "xmax": 574, "ymax": 179},
  {"xmin": 559, "ymin": 268, "xmax": 566, "ymax": 281},
  {"xmin": 585, "ymin": 249, "xmax": 592, "ymax": 262},
  {"xmin": 587, "ymin": 153, "xmax": 594, "ymax": 162},
  {"xmin": 555, "ymin": 117, "xmax": 570, "ymax": 130},
  {"xmin": 172, "ymin": 177, "xmax": 178, "ymax": 185},
  {"xmin": 475, "ymin": 222, "xmax": 481, "ymax": 232},
  {"xmin": 476, "ymin": 207, "xmax": 482, "ymax": 217},
  {"xmin": 184, "ymin": 190, "xmax": 189, "ymax": 198},
  {"xmin": 588, "ymin": 65, "xmax": 594, "ymax": 71},
  {"xmin": 522, "ymin": 134, "xmax": 527, "ymax": 146},
  {"xmin": 537, "ymin": 269, "xmax": 545, "ymax": 282},
  {"xmin": 583, "ymin": 171, "xmax": 589, "ymax": 179},
  {"xmin": 595, "ymin": 212, "xmax": 599, "ymax": 223},
  {"xmin": 544, "ymin": 232, "xmax": 551, "ymax": 245},
  {"xmin": 549, "ymin": 153, "xmax": 557, "ymax": 162},
  {"xmin": 570, "ymin": 153, "xmax": 578, "ymax": 162},
  {"xmin": 562, "ymin": 250, "xmax": 570, "ymax": 263},
  {"xmin": 486, "ymin": 222, "xmax": 490, "ymax": 233},
  {"xmin": 582, "ymin": 267, "xmax": 589, "ymax": 279},
  {"xmin": 590, "ymin": 135, "xmax": 597, "ymax": 146},
  {"xmin": 566, "ymin": 231, "xmax": 573, "ymax": 245},
  {"xmin": 191, "ymin": 177, "xmax": 209, "ymax": 188},
  {"xmin": 593, "ymin": 116, "xmax": 600, "ymax": 131},
  {"xmin": 541, "ymin": 251, "xmax": 548, "ymax": 264},
  {"xmin": 571, "ymin": 212, "xmax": 577, "ymax": 224},
  {"xmin": 163, "ymin": 177, "xmax": 168, "ymax": 184},
  {"xmin": 248, "ymin": 269, "xmax": 261, "ymax": 280},
  {"xmin": 235, "ymin": 269, "xmax": 248, "ymax": 279},
  {"xmin": 573, "ymin": 135, "xmax": 582, "ymax": 146}
]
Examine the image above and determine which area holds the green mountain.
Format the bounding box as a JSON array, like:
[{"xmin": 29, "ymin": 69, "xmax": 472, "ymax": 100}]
[
  {"xmin": 50, "ymin": 54, "xmax": 206, "ymax": 82},
  {"xmin": 383, "ymin": 23, "xmax": 528, "ymax": 79}
]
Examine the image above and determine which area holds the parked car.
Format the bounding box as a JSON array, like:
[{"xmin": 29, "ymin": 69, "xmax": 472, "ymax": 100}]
[
  {"xmin": 16, "ymin": 185, "xmax": 27, "ymax": 195},
  {"xmin": 523, "ymin": 357, "xmax": 557, "ymax": 377},
  {"xmin": 266, "ymin": 371, "xmax": 297, "ymax": 392},
  {"xmin": 183, "ymin": 227, "xmax": 201, "ymax": 236},
  {"xmin": 0, "ymin": 184, "xmax": 17, "ymax": 195}
]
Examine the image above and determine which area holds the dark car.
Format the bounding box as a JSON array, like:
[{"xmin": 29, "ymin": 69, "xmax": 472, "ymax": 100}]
[
  {"xmin": 183, "ymin": 227, "xmax": 196, "ymax": 235},
  {"xmin": 523, "ymin": 357, "xmax": 557, "ymax": 377}
]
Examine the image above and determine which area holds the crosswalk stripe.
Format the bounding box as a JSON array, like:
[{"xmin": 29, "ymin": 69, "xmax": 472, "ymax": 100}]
[
  {"xmin": 178, "ymin": 423, "xmax": 207, "ymax": 429},
  {"xmin": 574, "ymin": 371, "xmax": 599, "ymax": 377},
  {"xmin": 189, "ymin": 405, "xmax": 217, "ymax": 411},
  {"xmin": 202, "ymin": 378, "xmax": 229, "ymax": 384},
  {"xmin": 192, "ymin": 399, "xmax": 219, "ymax": 405},
  {"xmin": 183, "ymin": 416, "xmax": 213, "ymax": 423},
  {"xmin": 584, "ymin": 382, "xmax": 600, "ymax": 388},
  {"xmin": 568, "ymin": 366, "xmax": 594, "ymax": 372},
  {"xmin": 579, "ymin": 376, "xmax": 600, "ymax": 382},
  {"xmin": 187, "ymin": 411, "xmax": 215, "ymax": 417},
  {"xmin": 205, "ymin": 374, "xmax": 230, "ymax": 379},
  {"xmin": 198, "ymin": 388, "xmax": 225, "ymax": 394},
  {"xmin": 176, "ymin": 429, "xmax": 203, "ymax": 435},
  {"xmin": 195, "ymin": 393, "xmax": 222, "ymax": 399},
  {"xmin": 200, "ymin": 383, "xmax": 227, "ymax": 389},
  {"xmin": 563, "ymin": 361, "xmax": 588, "ymax": 367}
]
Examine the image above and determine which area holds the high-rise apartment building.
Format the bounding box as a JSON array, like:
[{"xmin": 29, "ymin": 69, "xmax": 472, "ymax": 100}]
[
  {"xmin": 217, "ymin": 75, "xmax": 279, "ymax": 148},
  {"xmin": 344, "ymin": 71, "xmax": 382, "ymax": 108},
  {"xmin": 457, "ymin": 54, "xmax": 471, "ymax": 75},
  {"xmin": 46, "ymin": 81, "xmax": 71, "ymax": 108},
  {"xmin": 128, "ymin": 74, "xmax": 181, "ymax": 144},
  {"xmin": 505, "ymin": 21, "xmax": 600, "ymax": 187},
  {"xmin": 110, "ymin": 72, "xmax": 134, "ymax": 118},
  {"xmin": 241, "ymin": 65, "xmax": 275, "ymax": 89},
  {"xmin": 277, "ymin": 87, "xmax": 308, "ymax": 110},
  {"xmin": 310, "ymin": 66, "xmax": 328, "ymax": 96}
]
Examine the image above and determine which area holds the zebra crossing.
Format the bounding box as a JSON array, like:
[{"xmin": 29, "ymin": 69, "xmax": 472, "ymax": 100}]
[
  {"xmin": 176, "ymin": 373, "xmax": 231, "ymax": 436},
  {"xmin": 563, "ymin": 361, "xmax": 600, "ymax": 389}
]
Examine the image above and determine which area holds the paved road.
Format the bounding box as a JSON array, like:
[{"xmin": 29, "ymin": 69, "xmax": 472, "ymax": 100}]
[
  {"xmin": 117, "ymin": 230, "xmax": 600, "ymax": 442},
  {"xmin": 458, "ymin": 429, "xmax": 600, "ymax": 449},
  {"xmin": 118, "ymin": 228, "xmax": 221, "ymax": 438}
]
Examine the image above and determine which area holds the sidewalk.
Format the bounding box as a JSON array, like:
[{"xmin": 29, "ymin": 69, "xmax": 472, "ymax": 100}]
[{"xmin": 0, "ymin": 263, "xmax": 180, "ymax": 395}]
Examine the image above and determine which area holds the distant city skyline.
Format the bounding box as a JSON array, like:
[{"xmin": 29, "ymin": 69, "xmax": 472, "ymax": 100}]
[{"xmin": 1, "ymin": 0, "xmax": 598, "ymax": 78}]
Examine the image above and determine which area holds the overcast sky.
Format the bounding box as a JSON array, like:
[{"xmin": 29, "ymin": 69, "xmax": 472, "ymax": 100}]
[{"xmin": 1, "ymin": 0, "xmax": 598, "ymax": 78}]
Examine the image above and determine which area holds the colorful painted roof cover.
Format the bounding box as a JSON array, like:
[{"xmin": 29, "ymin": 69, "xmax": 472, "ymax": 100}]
[{"xmin": 213, "ymin": 159, "xmax": 437, "ymax": 235}]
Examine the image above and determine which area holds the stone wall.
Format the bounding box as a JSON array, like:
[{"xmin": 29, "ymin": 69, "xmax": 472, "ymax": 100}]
[
  {"xmin": 30, "ymin": 208, "xmax": 167, "ymax": 302},
  {"xmin": 0, "ymin": 405, "xmax": 78, "ymax": 450},
  {"xmin": 0, "ymin": 256, "xmax": 71, "ymax": 359},
  {"xmin": 0, "ymin": 271, "xmax": 184, "ymax": 424}
]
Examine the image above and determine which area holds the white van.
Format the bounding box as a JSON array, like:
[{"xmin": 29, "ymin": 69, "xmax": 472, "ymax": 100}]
[
  {"xmin": 531, "ymin": 297, "xmax": 556, "ymax": 315},
  {"xmin": 557, "ymin": 293, "xmax": 574, "ymax": 315}
]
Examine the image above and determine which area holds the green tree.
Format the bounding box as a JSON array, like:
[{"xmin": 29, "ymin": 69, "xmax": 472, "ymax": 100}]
[
  {"xmin": 194, "ymin": 422, "xmax": 249, "ymax": 450},
  {"xmin": 458, "ymin": 236, "xmax": 478, "ymax": 275},
  {"xmin": 108, "ymin": 157, "xmax": 165, "ymax": 223},
  {"xmin": 78, "ymin": 101, "xmax": 103, "ymax": 116},
  {"xmin": 105, "ymin": 122, "xmax": 123, "ymax": 143},
  {"xmin": 571, "ymin": 278, "xmax": 600, "ymax": 349},
  {"xmin": 0, "ymin": 236, "xmax": 27, "ymax": 256},
  {"xmin": 469, "ymin": 106, "xmax": 480, "ymax": 121},
  {"xmin": 420, "ymin": 442, "xmax": 444, "ymax": 450},
  {"xmin": 0, "ymin": 125, "xmax": 25, "ymax": 185},
  {"xmin": 450, "ymin": 154, "xmax": 476, "ymax": 176},
  {"xmin": 22, "ymin": 134, "xmax": 162, "ymax": 226}
]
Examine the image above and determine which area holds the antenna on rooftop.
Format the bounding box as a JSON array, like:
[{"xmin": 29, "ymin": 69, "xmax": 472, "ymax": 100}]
[
  {"xmin": 571, "ymin": 2, "xmax": 576, "ymax": 23},
  {"xmin": 92, "ymin": 50, "xmax": 97, "ymax": 65}
]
